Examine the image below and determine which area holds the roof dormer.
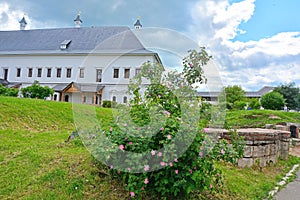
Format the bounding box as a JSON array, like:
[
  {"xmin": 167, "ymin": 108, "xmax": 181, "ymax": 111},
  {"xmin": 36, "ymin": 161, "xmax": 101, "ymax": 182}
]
[{"xmin": 60, "ymin": 40, "xmax": 72, "ymax": 50}]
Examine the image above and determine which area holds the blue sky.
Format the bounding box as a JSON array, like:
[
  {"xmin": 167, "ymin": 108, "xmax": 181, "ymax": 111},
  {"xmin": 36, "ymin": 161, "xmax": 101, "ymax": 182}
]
[{"xmin": 0, "ymin": 0, "xmax": 299, "ymax": 91}]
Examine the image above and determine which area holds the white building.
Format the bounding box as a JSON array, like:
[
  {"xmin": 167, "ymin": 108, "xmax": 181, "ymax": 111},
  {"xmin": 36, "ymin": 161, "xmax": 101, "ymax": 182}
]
[{"xmin": 0, "ymin": 14, "xmax": 161, "ymax": 105}]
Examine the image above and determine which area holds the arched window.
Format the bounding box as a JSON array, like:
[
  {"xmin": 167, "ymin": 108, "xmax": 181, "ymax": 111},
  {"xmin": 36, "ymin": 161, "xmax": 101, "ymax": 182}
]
[
  {"xmin": 112, "ymin": 96, "xmax": 117, "ymax": 102},
  {"xmin": 83, "ymin": 96, "xmax": 87, "ymax": 103},
  {"xmin": 123, "ymin": 96, "xmax": 127, "ymax": 103},
  {"xmin": 53, "ymin": 94, "xmax": 57, "ymax": 101}
]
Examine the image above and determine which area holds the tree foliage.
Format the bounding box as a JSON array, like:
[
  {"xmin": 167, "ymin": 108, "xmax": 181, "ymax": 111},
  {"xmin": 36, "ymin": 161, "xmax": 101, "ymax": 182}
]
[
  {"xmin": 274, "ymin": 82, "xmax": 300, "ymax": 110},
  {"xmin": 222, "ymin": 85, "xmax": 246, "ymax": 110},
  {"xmin": 260, "ymin": 91, "xmax": 285, "ymax": 110},
  {"xmin": 21, "ymin": 81, "xmax": 54, "ymax": 99},
  {"xmin": 0, "ymin": 84, "xmax": 18, "ymax": 97}
]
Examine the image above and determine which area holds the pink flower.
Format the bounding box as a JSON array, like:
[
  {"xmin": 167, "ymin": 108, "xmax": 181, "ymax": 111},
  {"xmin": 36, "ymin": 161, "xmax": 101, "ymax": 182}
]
[
  {"xmin": 189, "ymin": 169, "xmax": 193, "ymax": 174},
  {"xmin": 169, "ymin": 162, "xmax": 173, "ymax": 167},
  {"xmin": 194, "ymin": 166, "xmax": 197, "ymax": 170},
  {"xmin": 221, "ymin": 149, "xmax": 225, "ymax": 155},
  {"xmin": 160, "ymin": 162, "xmax": 166, "ymax": 166},
  {"xmin": 130, "ymin": 191, "xmax": 135, "ymax": 197},
  {"xmin": 158, "ymin": 94, "xmax": 161, "ymax": 98},
  {"xmin": 128, "ymin": 168, "xmax": 131, "ymax": 172},
  {"xmin": 119, "ymin": 144, "xmax": 124, "ymax": 150},
  {"xmin": 167, "ymin": 134, "xmax": 172, "ymax": 140},
  {"xmin": 128, "ymin": 141, "xmax": 133, "ymax": 145},
  {"xmin": 123, "ymin": 123, "xmax": 127, "ymax": 127},
  {"xmin": 203, "ymin": 141, "xmax": 207, "ymax": 145},
  {"xmin": 174, "ymin": 158, "xmax": 178, "ymax": 162},
  {"xmin": 144, "ymin": 165, "xmax": 149, "ymax": 171},
  {"xmin": 160, "ymin": 127, "xmax": 164, "ymax": 131},
  {"xmin": 138, "ymin": 127, "xmax": 141, "ymax": 131},
  {"xmin": 200, "ymin": 146, "xmax": 204, "ymax": 150},
  {"xmin": 141, "ymin": 187, "xmax": 145, "ymax": 191},
  {"xmin": 199, "ymin": 151, "xmax": 203, "ymax": 157},
  {"xmin": 175, "ymin": 169, "xmax": 179, "ymax": 174},
  {"xmin": 210, "ymin": 183, "xmax": 213, "ymax": 189},
  {"xmin": 144, "ymin": 178, "xmax": 149, "ymax": 184},
  {"xmin": 109, "ymin": 127, "xmax": 113, "ymax": 132},
  {"xmin": 164, "ymin": 110, "xmax": 170, "ymax": 117},
  {"xmin": 147, "ymin": 126, "xmax": 151, "ymax": 130},
  {"xmin": 157, "ymin": 152, "xmax": 162, "ymax": 157},
  {"xmin": 203, "ymin": 128, "xmax": 208, "ymax": 133},
  {"xmin": 151, "ymin": 150, "xmax": 156, "ymax": 156},
  {"xmin": 110, "ymin": 165, "xmax": 114, "ymax": 169}
]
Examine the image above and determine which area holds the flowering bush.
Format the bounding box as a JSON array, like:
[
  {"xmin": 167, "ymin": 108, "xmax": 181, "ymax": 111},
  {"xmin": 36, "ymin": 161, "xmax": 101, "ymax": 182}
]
[{"xmin": 87, "ymin": 49, "xmax": 244, "ymax": 199}]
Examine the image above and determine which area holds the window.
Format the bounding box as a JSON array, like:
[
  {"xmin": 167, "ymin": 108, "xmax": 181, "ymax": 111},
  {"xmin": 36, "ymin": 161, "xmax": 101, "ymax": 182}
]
[
  {"xmin": 124, "ymin": 68, "xmax": 130, "ymax": 78},
  {"xmin": 135, "ymin": 68, "xmax": 141, "ymax": 76},
  {"xmin": 47, "ymin": 68, "xmax": 52, "ymax": 77},
  {"xmin": 113, "ymin": 68, "xmax": 119, "ymax": 78},
  {"xmin": 123, "ymin": 96, "xmax": 128, "ymax": 103},
  {"xmin": 79, "ymin": 68, "xmax": 84, "ymax": 78},
  {"xmin": 56, "ymin": 68, "xmax": 62, "ymax": 78},
  {"xmin": 37, "ymin": 68, "xmax": 42, "ymax": 77},
  {"xmin": 28, "ymin": 68, "xmax": 33, "ymax": 77},
  {"xmin": 16, "ymin": 68, "xmax": 21, "ymax": 77},
  {"xmin": 96, "ymin": 69, "xmax": 102, "ymax": 82},
  {"xmin": 83, "ymin": 96, "xmax": 87, "ymax": 103},
  {"xmin": 66, "ymin": 68, "xmax": 72, "ymax": 78},
  {"xmin": 112, "ymin": 96, "xmax": 117, "ymax": 102},
  {"xmin": 3, "ymin": 69, "xmax": 8, "ymax": 80}
]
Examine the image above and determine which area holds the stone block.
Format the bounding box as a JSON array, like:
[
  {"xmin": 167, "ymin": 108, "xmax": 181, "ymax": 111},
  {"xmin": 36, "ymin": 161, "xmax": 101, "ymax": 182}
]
[
  {"xmin": 270, "ymin": 144, "xmax": 276, "ymax": 155},
  {"xmin": 253, "ymin": 145, "xmax": 267, "ymax": 157},
  {"xmin": 238, "ymin": 158, "xmax": 253, "ymax": 168},
  {"xmin": 243, "ymin": 146, "xmax": 253, "ymax": 157}
]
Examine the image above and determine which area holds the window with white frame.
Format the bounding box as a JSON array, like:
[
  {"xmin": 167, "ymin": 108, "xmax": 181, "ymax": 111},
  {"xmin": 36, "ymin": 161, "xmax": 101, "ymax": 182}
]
[
  {"xmin": 16, "ymin": 68, "xmax": 21, "ymax": 77},
  {"xmin": 124, "ymin": 68, "xmax": 130, "ymax": 78},
  {"xmin": 79, "ymin": 68, "xmax": 84, "ymax": 78},
  {"xmin": 96, "ymin": 69, "xmax": 102, "ymax": 82},
  {"xmin": 113, "ymin": 68, "xmax": 119, "ymax": 78},
  {"xmin": 66, "ymin": 68, "xmax": 72, "ymax": 78},
  {"xmin": 28, "ymin": 68, "xmax": 33, "ymax": 77}
]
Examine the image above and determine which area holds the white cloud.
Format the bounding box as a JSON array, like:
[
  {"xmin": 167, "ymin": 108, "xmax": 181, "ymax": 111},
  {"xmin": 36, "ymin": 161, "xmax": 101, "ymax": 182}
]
[
  {"xmin": 189, "ymin": 0, "xmax": 300, "ymax": 90},
  {"xmin": 0, "ymin": 2, "xmax": 25, "ymax": 30}
]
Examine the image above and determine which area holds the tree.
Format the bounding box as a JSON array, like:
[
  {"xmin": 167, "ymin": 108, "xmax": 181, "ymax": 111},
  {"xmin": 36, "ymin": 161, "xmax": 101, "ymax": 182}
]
[
  {"xmin": 222, "ymin": 85, "xmax": 246, "ymax": 110},
  {"xmin": 260, "ymin": 91, "xmax": 285, "ymax": 110},
  {"xmin": 21, "ymin": 81, "xmax": 54, "ymax": 99},
  {"xmin": 248, "ymin": 98, "xmax": 261, "ymax": 110},
  {"xmin": 274, "ymin": 82, "xmax": 300, "ymax": 110}
]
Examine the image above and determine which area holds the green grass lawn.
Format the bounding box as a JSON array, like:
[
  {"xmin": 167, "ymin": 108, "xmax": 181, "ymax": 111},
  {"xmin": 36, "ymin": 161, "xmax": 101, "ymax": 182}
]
[{"xmin": 1, "ymin": 96, "xmax": 300, "ymax": 199}]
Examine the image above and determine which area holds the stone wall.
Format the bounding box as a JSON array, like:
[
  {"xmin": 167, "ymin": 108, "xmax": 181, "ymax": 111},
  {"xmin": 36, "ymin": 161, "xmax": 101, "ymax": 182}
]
[{"xmin": 207, "ymin": 128, "xmax": 290, "ymax": 168}]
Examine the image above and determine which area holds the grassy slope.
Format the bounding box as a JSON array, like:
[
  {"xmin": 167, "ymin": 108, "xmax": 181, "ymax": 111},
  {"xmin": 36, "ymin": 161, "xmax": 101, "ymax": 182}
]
[
  {"xmin": 1, "ymin": 97, "xmax": 300, "ymax": 199},
  {"xmin": 226, "ymin": 109, "xmax": 300, "ymax": 128}
]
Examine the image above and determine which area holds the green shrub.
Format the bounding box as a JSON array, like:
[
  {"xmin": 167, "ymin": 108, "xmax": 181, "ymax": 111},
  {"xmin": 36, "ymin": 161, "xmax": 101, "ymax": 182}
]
[
  {"xmin": 102, "ymin": 100, "xmax": 117, "ymax": 108},
  {"xmin": 232, "ymin": 101, "xmax": 247, "ymax": 110},
  {"xmin": 0, "ymin": 84, "xmax": 18, "ymax": 97},
  {"xmin": 91, "ymin": 54, "xmax": 245, "ymax": 199},
  {"xmin": 261, "ymin": 91, "xmax": 285, "ymax": 110},
  {"xmin": 21, "ymin": 81, "xmax": 54, "ymax": 99},
  {"xmin": 248, "ymin": 98, "xmax": 261, "ymax": 110}
]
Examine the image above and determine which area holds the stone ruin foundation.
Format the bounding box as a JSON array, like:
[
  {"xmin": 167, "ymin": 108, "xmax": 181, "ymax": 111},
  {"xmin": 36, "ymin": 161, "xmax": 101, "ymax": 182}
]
[{"xmin": 207, "ymin": 128, "xmax": 290, "ymax": 168}]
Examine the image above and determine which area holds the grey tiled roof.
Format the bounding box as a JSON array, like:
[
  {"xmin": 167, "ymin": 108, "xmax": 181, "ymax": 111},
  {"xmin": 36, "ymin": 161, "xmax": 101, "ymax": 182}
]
[{"xmin": 0, "ymin": 26, "xmax": 153, "ymax": 55}]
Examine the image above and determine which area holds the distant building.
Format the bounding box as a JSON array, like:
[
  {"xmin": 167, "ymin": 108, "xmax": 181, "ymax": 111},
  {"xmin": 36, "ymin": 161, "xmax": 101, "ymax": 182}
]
[
  {"xmin": 0, "ymin": 15, "xmax": 161, "ymax": 105},
  {"xmin": 197, "ymin": 86, "xmax": 274, "ymax": 103}
]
